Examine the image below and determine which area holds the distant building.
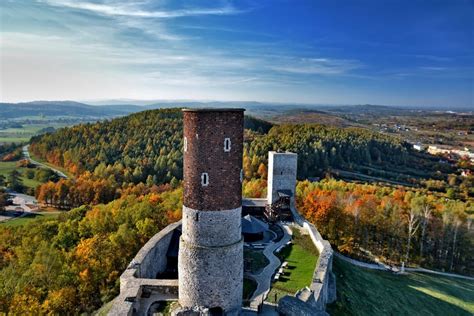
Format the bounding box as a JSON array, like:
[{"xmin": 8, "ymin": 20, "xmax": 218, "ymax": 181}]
[
  {"xmin": 461, "ymin": 170, "xmax": 472, "ymax": 177},
  {"xmin": 428, "ymin": 145, "xmax": 450, "ymax": 155},
  {"xmin": 413, "ymin": 143, "xmax": 426, "ymax": 151},
  {"xmin": 428, "ymin": 145, "xmax": 474, "ymax": 163}
]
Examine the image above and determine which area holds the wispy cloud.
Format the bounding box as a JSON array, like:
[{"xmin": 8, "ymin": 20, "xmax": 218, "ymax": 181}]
[
  {"xmin": 269, "ymin": 57, "xmax": 361, "ymax": 75},
  {"xmin": 405, "ymin": 54, "xmax": 453, "ymax": 62},
  {"xmin": 419, "ymin": 66, "xmax": 447, "ymax": 71},
  {"xmin": 118, "ymin": 18, "xmax": 187, "ymax": 41},
  {"xmin": 5, "ymin": 0, "xmax": 471, "ymax": 105},
  {"xmin": 40, "ymin": 0, "xmax": 242, "ymax": 18}
]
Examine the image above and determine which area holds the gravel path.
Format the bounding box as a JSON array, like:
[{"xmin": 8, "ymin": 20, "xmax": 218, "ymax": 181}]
[{"xmin": 248, "ymin": 224, "xmax": 292, "ymax": 310}]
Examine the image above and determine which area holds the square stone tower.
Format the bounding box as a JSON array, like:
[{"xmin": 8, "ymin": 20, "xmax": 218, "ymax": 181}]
[
  {"xmin": 178, "ymin": 109, "xmax": 244, "ymax": 315},
  {"xmin": 267, "ymin": 151, "xmax": 298, "ymax": 207}
]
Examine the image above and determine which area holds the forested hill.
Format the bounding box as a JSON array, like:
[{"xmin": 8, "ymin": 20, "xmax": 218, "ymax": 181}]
[
  {"xmin": 0, "ymin": 101, "xmax": 142, "ymax": 118},
  {"xmin": 245, "ymin": 124, "xmax": 438, "ymax": 180},
  {"xmin": 29, "ymin": 109, "xmax": 272, "ymax": 186},
  {"xmin": 30, "ymin": 108, "xmax": 447, "ymax": 188}
]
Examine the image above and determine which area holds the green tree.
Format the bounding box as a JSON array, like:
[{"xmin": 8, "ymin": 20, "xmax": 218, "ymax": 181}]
[{"xmin": 7, "ymin": 170, "xmax": 24, "ymax": 192}]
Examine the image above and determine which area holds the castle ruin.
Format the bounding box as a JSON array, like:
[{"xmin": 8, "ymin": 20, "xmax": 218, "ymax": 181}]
[{"xmin": 108, "ymin": 109, "xmax": 335, "ymax": 316}]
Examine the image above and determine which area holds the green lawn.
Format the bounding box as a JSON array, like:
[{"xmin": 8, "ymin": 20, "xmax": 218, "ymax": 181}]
[
  {"xmin": 328, "ymin": 256, "xmax": 474, "ymax": 316},
  {"xmin": 0, "ymin": 212, "xmax": 61, "ymax": 228},
  {"xmin": 245, "ymin": 249, "xmax": 270, "ymax": 274},
  {"xmin": 0, "ymin": 161, "xmax": 43, "ymax": 189},
  {"xmin": 267, "ymin": 231, "xmax": 319, "ymax": 303}
]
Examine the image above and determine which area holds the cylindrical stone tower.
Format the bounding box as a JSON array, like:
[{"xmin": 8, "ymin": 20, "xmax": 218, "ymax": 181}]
[{"xmin": 178, "ymin": 108, "xmax": 245, "ymax": 315}]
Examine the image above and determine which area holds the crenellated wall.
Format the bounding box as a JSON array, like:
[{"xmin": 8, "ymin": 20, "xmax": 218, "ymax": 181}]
[{"xmin": 108, "ymin": 221, "xmax": 181, "ymax": 316}]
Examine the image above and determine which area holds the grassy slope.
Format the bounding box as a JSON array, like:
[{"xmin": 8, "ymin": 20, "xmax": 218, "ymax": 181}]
[
  {"xmin": 0, "ymin": 161, "xmax": 43, "ymax": 189},
  {"xmin": 328, "ymin": 256, "xmax": 474, "ymax": 316}
]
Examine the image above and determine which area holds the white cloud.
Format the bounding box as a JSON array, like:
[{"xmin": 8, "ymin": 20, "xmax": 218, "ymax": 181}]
[
  {"xmin": 1, "ymin": 1, "xmax": 370, "ymax": 103},
  {"xmin": 119, "ymin": 18, "xmax": 186, "ymax": 41},
  {"xmin": 40, "ymin": 0, "xmax": 242, "ymax": 18}
]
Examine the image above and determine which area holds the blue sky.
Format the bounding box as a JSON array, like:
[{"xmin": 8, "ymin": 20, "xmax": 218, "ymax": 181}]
[{"xmin": 1, "ymin": 0, "xmax": 472, "ymax": 107}]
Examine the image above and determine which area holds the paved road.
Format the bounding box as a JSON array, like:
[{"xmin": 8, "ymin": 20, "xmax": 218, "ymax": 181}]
[
  {"xmin": 248, "ymin": 224, "xmax": 292, "ymax": 310},
  {"xmin": 22, "ymin": 145, "xmax": 68, "ymax": 178}
]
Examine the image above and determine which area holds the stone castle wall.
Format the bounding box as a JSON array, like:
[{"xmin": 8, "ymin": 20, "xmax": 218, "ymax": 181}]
[
  {"xmin": 278, "ymin": 218, "xmax": 336, "ymax": 315},
  {"xmin": 302, "ymin": 221, "xmax": 336, "ymax": 310},
  {"xmin": 108, "ymin": 222, "xmax": 181, "ymax": 316}
]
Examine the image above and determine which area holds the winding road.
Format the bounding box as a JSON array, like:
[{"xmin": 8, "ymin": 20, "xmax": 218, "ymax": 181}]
[{"xmin": 22, "ymin": 145, "xmax": 68, "ymax": 179}]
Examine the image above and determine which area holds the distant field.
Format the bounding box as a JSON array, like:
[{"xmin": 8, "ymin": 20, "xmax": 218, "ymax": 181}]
[
  {"xmin": 0, "ymin": 137, "xmax": 29, "ymax": 143},
  {"xmin": 270, "ymin": 111, "xmax": 356, "ymax": 127},
  {"xmin": 328, "ymin": 256, "xmax": 474, "ymax": 316},
  {"xmin": 0, "ymin": 212, "xmax": 61, "ymax": 228},
  {"xmin": 0, "ymin": 123, "xmax": 65, "ymax": 143}
]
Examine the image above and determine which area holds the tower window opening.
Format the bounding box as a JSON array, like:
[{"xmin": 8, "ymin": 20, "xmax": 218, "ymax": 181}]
[
  {"xmin": 183, "ymin": 137, "xmax": 188, "ymax": 152},
  {"xmin": 201, "ymin": 172, "xmax": 209, "ymax": 186},
  {"xmin": 240, "ymin": 169, "xmax": 243, "ymax": 183},
  {"xmin": 224, "ymin": 138, "xmax": 231, "ymax": 152}
]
